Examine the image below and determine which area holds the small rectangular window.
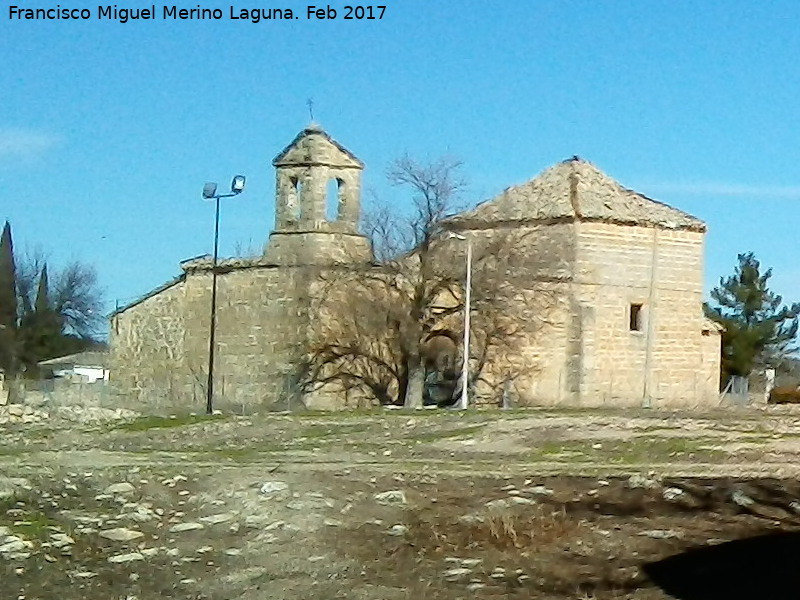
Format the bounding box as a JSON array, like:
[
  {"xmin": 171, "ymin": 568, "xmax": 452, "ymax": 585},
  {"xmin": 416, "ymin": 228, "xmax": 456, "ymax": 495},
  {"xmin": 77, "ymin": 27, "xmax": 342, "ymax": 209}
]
[{"xmin": 630, "ymin": 303, "xmax": 643, "ymax": 332}]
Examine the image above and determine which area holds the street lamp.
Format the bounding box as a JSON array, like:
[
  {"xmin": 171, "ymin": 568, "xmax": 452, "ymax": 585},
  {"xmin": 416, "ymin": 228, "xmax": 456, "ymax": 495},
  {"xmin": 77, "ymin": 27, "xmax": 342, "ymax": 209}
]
[
  {"xmin": 202, "ymin": 175, "xmax": 246, "ymax": 415},
  {"xmin": 447, "ymin": 231, "xmax": 472, "ymax": 410}
]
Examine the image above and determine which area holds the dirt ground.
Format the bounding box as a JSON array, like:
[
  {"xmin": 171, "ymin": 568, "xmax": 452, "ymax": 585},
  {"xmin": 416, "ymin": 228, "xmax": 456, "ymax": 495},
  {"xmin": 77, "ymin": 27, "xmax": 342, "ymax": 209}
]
[{"xmin": 2, "ymin": 405, "xmax": 800, "ymax": 600}]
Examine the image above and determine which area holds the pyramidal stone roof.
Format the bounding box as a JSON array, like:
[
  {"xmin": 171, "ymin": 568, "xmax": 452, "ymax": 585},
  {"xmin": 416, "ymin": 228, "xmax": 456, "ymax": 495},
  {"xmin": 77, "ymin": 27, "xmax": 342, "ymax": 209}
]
[
  {"xmin": 453, "ymin": 157, "xmax": 705, "ymax": 232},
  {"xmin": 272, "ymin": 123, "xmax": 364, "ymax": 168}
]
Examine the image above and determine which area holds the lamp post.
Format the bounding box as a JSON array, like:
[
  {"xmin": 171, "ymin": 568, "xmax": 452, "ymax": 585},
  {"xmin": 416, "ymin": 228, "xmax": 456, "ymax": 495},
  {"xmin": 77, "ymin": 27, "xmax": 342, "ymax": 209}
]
[
  {"xmin": 447, "ymin": 232, "xmax": 472, "ymax": 410},
  {"xmin": 202, "ymin": 175, "xmax": 246, "ymax": 415}
]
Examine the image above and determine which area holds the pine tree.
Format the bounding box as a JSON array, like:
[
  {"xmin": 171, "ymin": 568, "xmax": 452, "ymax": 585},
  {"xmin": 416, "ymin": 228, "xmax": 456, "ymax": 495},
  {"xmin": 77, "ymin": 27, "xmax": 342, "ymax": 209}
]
[
  {"xmin": 705, "ymin": 252, "xmax": 800, "ymax": 380},
  {"xmin": 0, "ymin": 221, "xmax": 18, "ymax": 375}
]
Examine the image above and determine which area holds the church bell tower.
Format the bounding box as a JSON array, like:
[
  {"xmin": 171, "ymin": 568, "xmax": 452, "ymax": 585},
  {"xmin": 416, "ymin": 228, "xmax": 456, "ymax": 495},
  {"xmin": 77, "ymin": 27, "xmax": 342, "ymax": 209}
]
[{"xmin": 264, "ymin": 124, "xmax": 372, "ymax": 265}]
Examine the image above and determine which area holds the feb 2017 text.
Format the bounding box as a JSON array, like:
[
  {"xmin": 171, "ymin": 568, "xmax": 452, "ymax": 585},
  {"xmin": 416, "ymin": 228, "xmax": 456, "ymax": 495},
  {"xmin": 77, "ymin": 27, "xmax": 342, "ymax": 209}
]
[{"xmin": 7, "ymin": 5, "xmax": 387, "ymax": 22}]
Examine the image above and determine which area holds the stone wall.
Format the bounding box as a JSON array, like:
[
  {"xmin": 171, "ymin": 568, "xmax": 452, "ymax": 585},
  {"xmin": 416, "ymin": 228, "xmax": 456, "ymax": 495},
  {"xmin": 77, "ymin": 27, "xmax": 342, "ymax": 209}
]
[
  {"xmin": 700, "ymin": 327, "xmax": 723, "ymax": 400},
  {"xmin": 111, "ymin": 261, "xmax": 324, "ymax": 413},
  {"xmin": 182, "ymin": 264, "xmax": 311, "ymax": 410},
  {"xmin": 484, "ymin": 283, "xmax": 573, "ymax": 406},
  {"xmin": 572, "ymin": 222, "xmax": 719, "ymax": 407},
  {"xmin": 264, "ymin": 230, "xmax": 371, "ymax": 266},
  {"xmin": 110, "ymin": 279, "xmax": 188, "ymax": 410},
  {"xmin": 462, "ymin": 221, "xmax": 720, "ymax": 408},
  {"xmin": 461, "ymin": 223, "xmax": 578, "ymax": 405},
  {"xmin": 24, "ymin": 381, "xmax": 114, "ymax": 408}
]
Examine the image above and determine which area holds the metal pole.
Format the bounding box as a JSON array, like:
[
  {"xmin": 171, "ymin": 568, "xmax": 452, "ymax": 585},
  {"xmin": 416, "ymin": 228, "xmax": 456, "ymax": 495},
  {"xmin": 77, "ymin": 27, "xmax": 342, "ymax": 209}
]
[
  {"xmin": 642, "ymin": 227, "xmax": 659, "ymax": 408},
  {"xmin": 206, "ymin": 194, "xmax": 221, "ymax": 415},
  {"xmin": 459, "ymin": 239, "xmax": 472, "ymax": 410}
]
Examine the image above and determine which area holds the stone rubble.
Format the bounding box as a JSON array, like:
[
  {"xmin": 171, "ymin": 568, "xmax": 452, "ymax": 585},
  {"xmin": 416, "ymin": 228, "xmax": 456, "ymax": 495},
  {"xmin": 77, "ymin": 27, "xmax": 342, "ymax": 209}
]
[
  {"xmin": 0, "ymin": 404, "xmax": 138, "ymax": 425},
  {"xmin": 639, "ymin": 529, "xmax": 682, "ymax": 539},
  {"xmin": 168, "ymin": 522, "xmax": 205, "ymax": 533},
  {"xmin": 99, "ymin": 528, "xmax": 145, "ymax": 542},
  {"xmin": 5, "ymin": 410, "xmax": 800, "ymax": 599},
  {"xmin": 0, "ymin": 477, "xmax": 32, "ymax": 500},
  {"xmin": 107, "ymin": 552, "xmax": 145, "ymax": 564},
  {"xmin": 259, "ymin": 481, "xmax": 289, "ymax": 496},
  {"xmin": 105, "ymin": 482, "xmax": 136, "ymax": 495},
  {"xmin": 49, "ymin": 533, "xmax": 75, "ymax": 548},
  {"xmin": 662, "ymin": 486, "xmax": 685, "ymax": 501},
  {"xmin": 627, "ymin": 473, "xmax": 661, "ymax": 489},
  {"xmin": 386, "ymin": 524, "xmax": 408, "ymax": 536},
  {"xmin": 199, "ymin": 513, "xmax": 235, "ymax": 525},
  {"xmin": 373, "ymin": 490, "xmax": 407, "ymax": 505}
]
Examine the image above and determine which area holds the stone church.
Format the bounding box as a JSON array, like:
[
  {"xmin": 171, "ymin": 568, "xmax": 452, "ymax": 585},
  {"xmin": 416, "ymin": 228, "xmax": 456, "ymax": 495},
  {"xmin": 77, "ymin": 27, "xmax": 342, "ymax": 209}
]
[{"xmin": 110, "ymin": 125, "xmax": 721, "ymax": 411}]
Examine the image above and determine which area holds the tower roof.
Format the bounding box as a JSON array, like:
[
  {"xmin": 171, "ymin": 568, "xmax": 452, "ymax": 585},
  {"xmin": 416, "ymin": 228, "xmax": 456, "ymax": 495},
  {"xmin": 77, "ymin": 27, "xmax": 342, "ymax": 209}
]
[
  {"xmin": 452, "ymin": 157, "xmax": 705, "ymax": 232},
  {"xmin": 272, "ymin": 124, "xmax": 364, "ymax": 169}
]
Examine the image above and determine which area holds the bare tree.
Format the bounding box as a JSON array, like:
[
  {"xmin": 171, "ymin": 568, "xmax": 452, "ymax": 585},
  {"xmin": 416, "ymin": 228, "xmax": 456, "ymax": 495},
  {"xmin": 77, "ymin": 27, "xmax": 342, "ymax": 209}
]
[
  {"xmin": 16, "ymin": 252, "xmax": 105, "ymax": 374},
  {"xmin": 17, "ymin": 254, "xmax": 104, "ymax": 339},
  {"xmin": 50, "ymin": 261, "xmax": 104, "ymax": 338},
  {"xmin": 302, "ymin": 156, "xmax": 552, "ymax": 409},
  {"xmin": 232, "ymin": 238, "xmax": 261, "ymax": 259}
]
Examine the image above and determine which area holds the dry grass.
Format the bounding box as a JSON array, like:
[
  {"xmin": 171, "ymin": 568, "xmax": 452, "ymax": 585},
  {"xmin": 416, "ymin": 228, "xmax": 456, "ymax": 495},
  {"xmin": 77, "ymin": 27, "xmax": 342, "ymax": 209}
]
[
  {"xmin": 484, "ymin": 505, "xmax": 574, "ymax": 549},
  {"xmin": 401, "ymin": 502, "xmax": 579, "ymax": 556},
  {"xmin": 329, "ymin": 486, "xmax": 583, "ymax": 600}
]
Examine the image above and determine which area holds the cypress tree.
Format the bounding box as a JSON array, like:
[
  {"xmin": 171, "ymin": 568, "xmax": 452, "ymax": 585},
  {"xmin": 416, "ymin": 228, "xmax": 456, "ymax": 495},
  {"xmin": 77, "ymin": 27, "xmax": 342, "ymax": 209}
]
[
  {"xmin": 20, "ymin": 264, "xmax": 71, "ymax": 372},
  {"xmin": 34, "ymin": 264, "xmax": 65, "ymax": 362},
  {"xmin": 35, "ymin": 264, "xmax": 48, "ymax": 314},
  {"xmin": 0, "ymin": 221, "xmax": 18, "ymax": 374}
]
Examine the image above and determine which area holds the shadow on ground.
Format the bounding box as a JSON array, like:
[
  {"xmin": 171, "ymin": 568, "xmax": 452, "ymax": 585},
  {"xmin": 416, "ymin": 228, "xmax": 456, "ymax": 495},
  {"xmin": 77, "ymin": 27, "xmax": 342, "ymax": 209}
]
[{"xmin": 643, "ymin": 531, "xmax": 800, "ymax": 600}]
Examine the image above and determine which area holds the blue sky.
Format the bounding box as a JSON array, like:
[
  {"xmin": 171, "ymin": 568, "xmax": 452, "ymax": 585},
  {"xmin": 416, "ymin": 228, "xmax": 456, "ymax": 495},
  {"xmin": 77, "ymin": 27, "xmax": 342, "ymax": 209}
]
[{"xmin": 3, "ymin": 1, "xmax": 800, "ymax": 322}]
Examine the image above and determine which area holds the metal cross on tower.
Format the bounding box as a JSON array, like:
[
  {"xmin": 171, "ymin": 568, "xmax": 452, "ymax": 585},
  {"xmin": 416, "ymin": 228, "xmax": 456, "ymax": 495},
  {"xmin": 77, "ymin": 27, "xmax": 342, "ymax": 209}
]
[{"xmin": 306, "ymin": 98, "xmax": 315, "ymax": 122}]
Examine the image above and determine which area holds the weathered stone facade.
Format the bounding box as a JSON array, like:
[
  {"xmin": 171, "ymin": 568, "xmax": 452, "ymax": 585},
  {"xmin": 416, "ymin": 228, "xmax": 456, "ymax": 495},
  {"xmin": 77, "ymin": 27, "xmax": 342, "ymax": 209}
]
[
  {"xmin": 449, "ymin": 158, "xmax": 721, "ymax": 407},
  {"xmin": 110, "ymin": 125, "xmax": 372, "ymax": 412},
  {"xmin": 110, "ymin": 128, "xmax": 720, "ymax": 411}
]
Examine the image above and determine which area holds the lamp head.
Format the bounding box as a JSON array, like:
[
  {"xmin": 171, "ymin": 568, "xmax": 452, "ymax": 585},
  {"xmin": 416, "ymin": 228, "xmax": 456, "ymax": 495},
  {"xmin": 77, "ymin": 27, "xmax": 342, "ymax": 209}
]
[
  {"xmin": 202, "ymin": 182, "xmax": 218, "ymax": 199},
  {"xmin": 231, "ymin": 175, "xmax": 246, "ymax": 194}
]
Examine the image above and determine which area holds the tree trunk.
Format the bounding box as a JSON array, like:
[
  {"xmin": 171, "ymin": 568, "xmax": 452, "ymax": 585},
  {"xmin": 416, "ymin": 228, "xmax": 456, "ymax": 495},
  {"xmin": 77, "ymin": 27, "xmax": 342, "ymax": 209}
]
[
  {"xmin": 6, "ymin": 375, "xmax": 21, "ymax": 404},
  {"xmin": 404, "ymin": 361, "xmax": 425, "ymax": 409},
  {"xmin": 396, "ymin": 360, "xmax": 409, "ymax": 406}
]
